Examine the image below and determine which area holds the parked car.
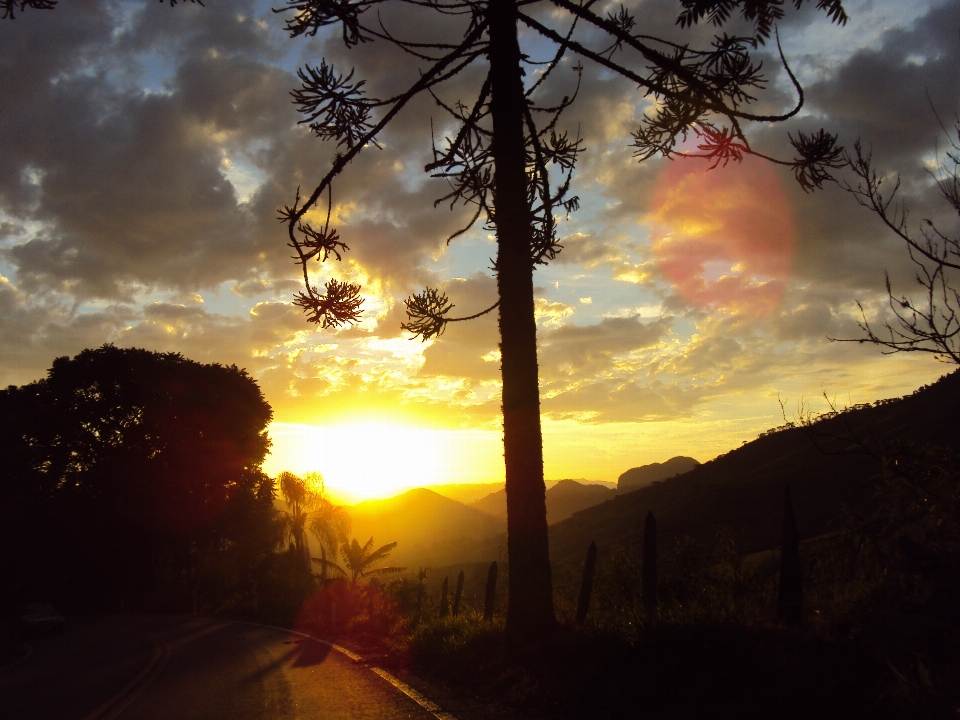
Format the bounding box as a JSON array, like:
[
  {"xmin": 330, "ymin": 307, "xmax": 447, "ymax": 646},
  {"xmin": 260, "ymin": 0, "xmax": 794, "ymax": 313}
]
[{"xmin": 10, "ymin": 602, "xmax": 65, "ymax": 640}]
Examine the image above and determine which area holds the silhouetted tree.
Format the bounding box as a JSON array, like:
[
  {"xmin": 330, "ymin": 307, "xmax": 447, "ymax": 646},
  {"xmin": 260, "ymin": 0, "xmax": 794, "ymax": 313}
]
[
  {"xmin": 278, "ymin": 471, "xmax": 316, "ymax": 572},
  {"xmin": 440, "ymin": 575, "xmax": 450, "ymax": 617},
  {"xmin": 276, "ymin": 471, "xmax": 351, "ymax": 583},
  {"xmin": 0, "ymin": 345, "xmax": 276, "ymax": 609},
  {"xmin": 453, "ymin": 570, "xmax": 465, "ymax": 616},
  {"xmin": 777, "ymin": 486, "xmax": 802, "ymax": 625},
  {"xmin": 1, "ymin": 0, "xmax": 197, "ymax": 20},
  {"xmin": 575, "ymin": 540, "xmax": 597, "ymax": 624},
  {"xmin": 306, "ymin": 474, "xmax": 352, "ymax": 582},
  {"xmin": 8, "ymin": 0, "xmax": 852, "ymax": 641},
  {"xmin": 337, "ymin": 537, "xmax": 405, "ymax": 583},
  {"xmin": 642, "ymin": 511, "xmax": 658, "ymax": 609},
  {"xmin": 274, "ymin": 0, "xmax": 849, "ymax": 643},
  {"xmin": 483, "ymin": 560, "xmax": 498, "ymax": 621},
  {"xmin": 837, "ymin": 124, "xmax": 960, "ymax": 364}
]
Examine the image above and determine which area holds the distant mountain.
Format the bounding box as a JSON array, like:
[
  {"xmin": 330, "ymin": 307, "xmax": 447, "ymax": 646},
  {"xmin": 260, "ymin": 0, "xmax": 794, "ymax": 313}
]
[
  {"xmin": 470, "ymin": 488, "xmax": 507, "ymax": 518},
  {"xmin": 470, "ymin": 479, "xmax": 616, "ymax": 524},
  {"xmin": 427, "ymin": 482, "xmax": 505, "ymax": 505},
  {"xmin": 347, "ymin": 488, "xmax": 506, "ymax": 568},
  {"xmin": 548, "ymin": 480, "xmax": 617, "ymax": 523},
  {"xmin": 617, "ymin": 456, "xmax": 700, "ymax": 492},
  {"xmin": 547, "ymin": 370, "xmax": 960, "ymax": 567}
]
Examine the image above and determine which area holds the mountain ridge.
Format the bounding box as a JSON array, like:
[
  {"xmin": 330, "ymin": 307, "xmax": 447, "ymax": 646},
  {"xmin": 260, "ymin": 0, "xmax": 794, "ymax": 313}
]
[{"xmin": 347, "ymin": 487, "xmax": 506, "ymax": 567}]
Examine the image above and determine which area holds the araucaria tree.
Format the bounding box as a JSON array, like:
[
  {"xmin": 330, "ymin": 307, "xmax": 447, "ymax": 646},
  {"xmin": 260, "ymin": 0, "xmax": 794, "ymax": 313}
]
[{"xmin": 275, "ymin": 0, "xmax": 849, "ymax": 642}]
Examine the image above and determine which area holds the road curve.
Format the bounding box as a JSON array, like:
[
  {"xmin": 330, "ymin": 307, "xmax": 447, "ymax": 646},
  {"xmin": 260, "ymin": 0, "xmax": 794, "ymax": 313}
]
[{"xmin": 0, "ymin": 615, "xmax": 442, "ymax": 720}]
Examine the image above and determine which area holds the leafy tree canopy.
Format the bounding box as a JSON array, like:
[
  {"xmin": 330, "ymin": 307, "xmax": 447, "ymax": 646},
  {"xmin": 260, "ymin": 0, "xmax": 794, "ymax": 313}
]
[{"xmin": 0, "ymin": 344, "xmax": 276, "ymax": 608}]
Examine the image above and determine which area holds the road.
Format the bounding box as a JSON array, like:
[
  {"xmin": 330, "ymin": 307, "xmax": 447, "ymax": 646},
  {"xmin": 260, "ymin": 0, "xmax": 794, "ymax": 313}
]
[{"xmin": 0, "ymin": 615, "xmax": 444, "ymax": 720}]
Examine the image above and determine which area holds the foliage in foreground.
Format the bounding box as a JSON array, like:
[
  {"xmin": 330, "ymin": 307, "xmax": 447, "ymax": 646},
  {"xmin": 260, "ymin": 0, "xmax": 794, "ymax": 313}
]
[
  {"xmin": 287, "ymin": 440, "xmax": 960, "ymax": 718},
  {"xmin": 0, "ymin": 345, "xmax": 278, "ymax": 613}
]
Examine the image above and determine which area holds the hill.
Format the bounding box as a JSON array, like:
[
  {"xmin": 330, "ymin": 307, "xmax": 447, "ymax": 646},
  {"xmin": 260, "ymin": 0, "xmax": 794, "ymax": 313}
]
[
  {"xmin": 347, "ymin": 488, "xmax": 506, "ymax": 568},
  {"xmin": 546, "ymin": 370, "xmax": 960, "ymax": 566},
  {"xmin": 470, "ymin": 479, "xmax": 616, "ymax": 523},
  {"xmin": 426, "ymin": 482, "xmax": 505, "ymax": 505},
  {"xmin": 617, "ymin": 456, "xmax": 700, "ymax": 492}
]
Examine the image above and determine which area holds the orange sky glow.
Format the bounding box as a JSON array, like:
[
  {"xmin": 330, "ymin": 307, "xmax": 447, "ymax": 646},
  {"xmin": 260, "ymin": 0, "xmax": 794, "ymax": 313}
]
[{"xmin": 651, "ymin": 156, "xmax": 794, "ymax": 317}]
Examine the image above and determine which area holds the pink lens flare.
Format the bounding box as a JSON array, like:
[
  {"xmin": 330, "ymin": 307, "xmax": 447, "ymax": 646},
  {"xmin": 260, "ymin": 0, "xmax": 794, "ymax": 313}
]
[{"xmin": 649, "ymin": 155, "xmax": 795, "ymax": 317}]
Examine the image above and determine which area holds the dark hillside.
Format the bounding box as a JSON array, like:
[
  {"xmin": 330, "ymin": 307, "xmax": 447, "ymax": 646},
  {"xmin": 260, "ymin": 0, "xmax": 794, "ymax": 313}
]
[
  {"xmin": 349, "ymin": 488, "xmax": 506, "ymax": 568},
  {"xmin": 547, "ymin": 370, "xmax": 960, "ymax": 565},
  {"xmin": 617, "ymin": 456, "xmax": 700, "ymax": 492}
]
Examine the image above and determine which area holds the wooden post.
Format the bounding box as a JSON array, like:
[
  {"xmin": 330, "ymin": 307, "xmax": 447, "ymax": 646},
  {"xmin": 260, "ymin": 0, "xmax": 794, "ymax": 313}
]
[
  {"xmin": 452, "ymin": 570, "xmax": 465, "ymax": 616},
  {"xmin": 575, "ymin": 541, "xmax": 598, "ymax": 624},
  {"xmin": 777, "ymin": 486, "xmax": 803, "ymax": 625},
  {"xmin": 642, "ymin": 511, "xmax": 658, "ymax": 609},
  {"xmin": 483, "ymin": 561, "xmax": 498, "ymax": 621}
]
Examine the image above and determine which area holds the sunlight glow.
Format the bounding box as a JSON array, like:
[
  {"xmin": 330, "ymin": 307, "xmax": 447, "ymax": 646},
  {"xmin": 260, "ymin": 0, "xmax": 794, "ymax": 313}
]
[{"xmin": 265, "ymin": 421, "xmax": 504, "ymax": 501}]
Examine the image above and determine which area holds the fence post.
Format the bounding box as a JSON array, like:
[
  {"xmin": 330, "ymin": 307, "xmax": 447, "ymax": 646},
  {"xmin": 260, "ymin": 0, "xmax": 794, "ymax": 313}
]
[
  {"xmin": 777, "ymin": 485, "xmax": 803, "ymax": 626},
  {"xmin": 575, "ymin": 541, "xmax": 598, "ymax": 624},
  {"xmin": 483, "ymin": 561, "xmax": 498, "ymax": 621},
  {"xmin": 452, "ymin": 570, "xmax": 465, "ymax": 616},
  {"xmin": 440, "ymin": 576, "xmax": 449, "ymax": 617},
  {"xmin": 643, "ymin": 510, "xmax": 658, "ymax": 609}
]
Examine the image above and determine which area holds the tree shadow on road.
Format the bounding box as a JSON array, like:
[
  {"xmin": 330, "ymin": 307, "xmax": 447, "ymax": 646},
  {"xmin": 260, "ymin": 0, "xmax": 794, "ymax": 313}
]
[{"xmin": 242, "ymin": 637, "xmax": 334, "ymax": 684}]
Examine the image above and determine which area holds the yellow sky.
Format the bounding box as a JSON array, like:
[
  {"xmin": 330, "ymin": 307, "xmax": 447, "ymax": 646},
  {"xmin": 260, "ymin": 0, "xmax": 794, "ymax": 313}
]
[{"xmin": 263, "ymin": 350, "xmax": 948, "ymax": 501}]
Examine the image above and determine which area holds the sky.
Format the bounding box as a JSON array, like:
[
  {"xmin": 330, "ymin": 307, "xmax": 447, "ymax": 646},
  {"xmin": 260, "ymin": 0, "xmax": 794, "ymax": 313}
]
[{"xmin": 1, "ymin": 0, "xmax": 957, "ymax": 500}]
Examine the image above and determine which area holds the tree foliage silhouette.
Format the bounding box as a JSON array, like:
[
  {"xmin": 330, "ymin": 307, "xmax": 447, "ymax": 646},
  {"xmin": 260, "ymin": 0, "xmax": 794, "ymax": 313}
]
[
  {"xmin": 277, "ymin": 470, "xmax": 351, "ymax": 579},
  {"xmin": 1, "ymin": 0, "xmax": 200, "ymax": 20},
  {"xmin": 835, "ymin": 121, "xmax": 960, "ymax": 365},
  {"xmin": 0, "ymin": 345, "xmax": 276, "ymax": 608},
  {"xmin": 305, "ymin": 471, "xmax": 352, "ymax": 580},
  {"xmin": 278, "ymin": 471, "xmax": 316, "ymax": 572},
  {"xmin": 276, "ymin": 0, "xmax": 849, "ymax": 641},
  {"xmin": 5, "ymin": 0, "xmax": 852, "ymax": 640},
  {"xmin": 333, "ymin": 537, "xmax": 405, "ymax": 583}
]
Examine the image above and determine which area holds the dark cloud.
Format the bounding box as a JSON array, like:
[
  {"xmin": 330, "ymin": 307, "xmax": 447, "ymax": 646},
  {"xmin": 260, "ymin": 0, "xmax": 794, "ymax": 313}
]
[
  {"xmin": 0, "ymin": 0, "xmax": 953, "ymax": 433},
  {"xmin": 809, "ymin": 1, "xmax": 960, "ymax": 165}
]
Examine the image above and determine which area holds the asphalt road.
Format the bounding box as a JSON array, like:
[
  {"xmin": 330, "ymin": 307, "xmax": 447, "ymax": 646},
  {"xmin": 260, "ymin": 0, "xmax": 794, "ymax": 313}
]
[{"xmin": 0, "ymin": 615, "xmax": 441, "ymax": 720}]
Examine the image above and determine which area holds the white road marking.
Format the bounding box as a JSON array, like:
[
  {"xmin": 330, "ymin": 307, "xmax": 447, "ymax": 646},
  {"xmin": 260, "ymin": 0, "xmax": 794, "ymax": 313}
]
[
  {"xmin": 369, "ymin": 667, "xmax": 458, "ymax": 720},
  {"xmin": 233, "ymin": 620, "xmax": 458, "ymax": 720}
]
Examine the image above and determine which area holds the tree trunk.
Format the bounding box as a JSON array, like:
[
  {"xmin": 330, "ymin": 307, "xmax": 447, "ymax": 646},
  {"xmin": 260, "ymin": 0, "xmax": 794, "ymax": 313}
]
[
  {"xmin": 488, "ymin": 0, "xmax": 556, "ymax": 642},
  {"xmin": 484, "ymin": 561, "xmax": 498, "ymax": 621},
  {"xmin": 777, "ymin": 485, "xmax": 803, "ymax": 625},
  {"xmin": 440, "ymin": 575, "xmax": 449, "ymax": 617},
  {"xmin": 575, "ymin": 541, "xmax": 597, "ymax": 624},
  {"xmin": 642, "ymin": 511, "xmax": 658, "ymax": 609},
  {"xmin": 453, "ymin": 570, "xmax": 465, "ymax": 616}
]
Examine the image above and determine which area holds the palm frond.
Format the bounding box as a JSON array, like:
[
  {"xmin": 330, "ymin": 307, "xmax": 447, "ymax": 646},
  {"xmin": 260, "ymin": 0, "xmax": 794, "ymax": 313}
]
[{"xmin": 365, "ymin": 565, "xmax": 406, "ymax": 576}]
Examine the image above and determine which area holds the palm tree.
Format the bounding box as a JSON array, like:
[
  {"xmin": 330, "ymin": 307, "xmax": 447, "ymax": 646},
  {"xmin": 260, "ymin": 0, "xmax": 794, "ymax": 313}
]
[
  {"xmin": 305, "ymin": 472, "xmax": 351, "ymax": 582},
  {"xmin": 277, "ymin": 471, "xmax": 318, "ymax": 572},
  {"xmin": 337, "ymin": 538, "xmax": 405, "ymax": 584}
]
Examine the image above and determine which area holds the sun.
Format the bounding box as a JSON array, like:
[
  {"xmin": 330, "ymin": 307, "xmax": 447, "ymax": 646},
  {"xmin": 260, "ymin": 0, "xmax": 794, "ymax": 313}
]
[{"xmin": 265, "ymin": 420, "xmax": 503, "ymax": 502}]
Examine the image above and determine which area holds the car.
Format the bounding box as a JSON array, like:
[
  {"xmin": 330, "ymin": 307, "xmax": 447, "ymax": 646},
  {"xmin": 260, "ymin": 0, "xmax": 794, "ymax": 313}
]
[{"xmin": 10, "ymin": 602, "xmax": 65, "ymax": 640}]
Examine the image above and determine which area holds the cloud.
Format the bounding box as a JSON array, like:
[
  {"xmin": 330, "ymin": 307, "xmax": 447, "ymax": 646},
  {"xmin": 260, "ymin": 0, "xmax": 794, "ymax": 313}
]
[
  {"xmin": 0, "ymin": 0, "xmax": 954, "ymax": 446},
  {"xmin": 539, "ymin": 315, "xmax": 672, "ymax": 379},
  {"xmin": 418, "ymin": 273, "xmax": 501, "ymax": 381}
]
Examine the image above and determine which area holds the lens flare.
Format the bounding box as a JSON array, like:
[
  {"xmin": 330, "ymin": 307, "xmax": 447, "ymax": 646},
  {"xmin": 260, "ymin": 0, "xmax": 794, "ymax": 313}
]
[{"xmin": 649, "ymin": 156, "xmax": 794, "ymax": 316}]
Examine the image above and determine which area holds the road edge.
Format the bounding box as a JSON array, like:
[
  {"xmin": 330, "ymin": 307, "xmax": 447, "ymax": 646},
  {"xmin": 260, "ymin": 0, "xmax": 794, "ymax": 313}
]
[{"xmin": 230, "ymin": 620, "xmax": 458, "ymax": 720}]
